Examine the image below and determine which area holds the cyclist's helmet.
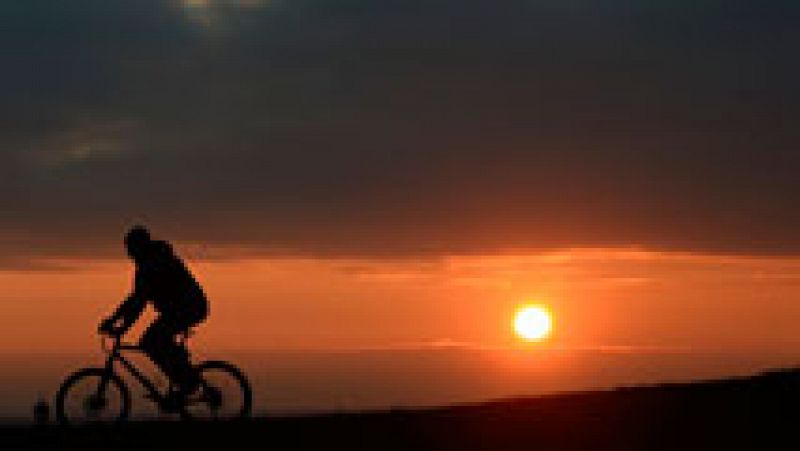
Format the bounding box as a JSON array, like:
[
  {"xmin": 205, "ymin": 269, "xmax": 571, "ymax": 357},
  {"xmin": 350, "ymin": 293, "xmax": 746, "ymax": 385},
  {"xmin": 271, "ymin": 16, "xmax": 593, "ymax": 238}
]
[{"xmin": 124, "ymin": 225, "xmax": 151, "ymax": 259}]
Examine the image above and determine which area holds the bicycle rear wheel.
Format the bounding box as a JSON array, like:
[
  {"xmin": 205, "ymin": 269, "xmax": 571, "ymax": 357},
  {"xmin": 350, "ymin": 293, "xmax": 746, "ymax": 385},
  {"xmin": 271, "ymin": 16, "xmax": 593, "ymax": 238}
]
[
  {"xmin": 55, "ymin": 368, "xmax": 131, "ymax": 426},
  {"xmin": 181, "ymin": 360, "xmax": 252, "ymax": 421}
]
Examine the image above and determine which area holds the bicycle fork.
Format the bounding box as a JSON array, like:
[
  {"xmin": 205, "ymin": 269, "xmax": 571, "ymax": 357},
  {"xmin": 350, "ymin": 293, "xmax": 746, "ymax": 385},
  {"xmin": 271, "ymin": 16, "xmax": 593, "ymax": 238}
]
[{"xmin": 86, "ymin": 354, "xmax": 117, "ymax": 412}]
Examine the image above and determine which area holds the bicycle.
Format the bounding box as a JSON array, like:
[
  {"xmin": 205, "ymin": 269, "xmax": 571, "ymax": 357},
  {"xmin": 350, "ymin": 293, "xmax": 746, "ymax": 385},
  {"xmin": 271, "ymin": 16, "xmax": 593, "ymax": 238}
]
[{"xmin": 55, "ymin": 331, "xmax": 252, "ymax": 425}]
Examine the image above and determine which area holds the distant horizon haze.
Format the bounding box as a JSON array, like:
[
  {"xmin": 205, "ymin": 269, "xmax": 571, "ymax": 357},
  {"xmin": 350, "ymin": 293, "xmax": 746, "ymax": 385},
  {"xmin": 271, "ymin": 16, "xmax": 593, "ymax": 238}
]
[{"xmin": 3, "ymin": 247, "xmax": 800, "ymax": 354}]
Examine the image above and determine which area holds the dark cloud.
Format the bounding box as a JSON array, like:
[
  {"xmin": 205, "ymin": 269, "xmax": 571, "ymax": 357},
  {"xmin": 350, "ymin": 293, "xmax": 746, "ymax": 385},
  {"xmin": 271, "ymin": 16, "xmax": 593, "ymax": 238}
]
[{"xmin": 2, "ymin": 0, "xmax": 800, "ymax": 260}]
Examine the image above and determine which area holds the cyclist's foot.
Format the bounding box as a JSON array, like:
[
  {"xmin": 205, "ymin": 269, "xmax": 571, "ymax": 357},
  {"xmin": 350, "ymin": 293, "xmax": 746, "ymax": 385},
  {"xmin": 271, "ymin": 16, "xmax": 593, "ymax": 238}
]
[
  {"xmin": 182, "ymin": 378, "xmax": 201, "ymax": 396},
  {"xmin": 160, "ymin": 382, "xmax": 201, "ymax": 413},
  {"xmin": 200, "ymin": 385, "xmax": 223, "ymax": 410},
  {"xmin": 160, "ymin": 390, "xmax": 189, "ymax": 413},
  {"xmin": 160, "ymin": 391, "xmax": 184, "ymax": 413}
]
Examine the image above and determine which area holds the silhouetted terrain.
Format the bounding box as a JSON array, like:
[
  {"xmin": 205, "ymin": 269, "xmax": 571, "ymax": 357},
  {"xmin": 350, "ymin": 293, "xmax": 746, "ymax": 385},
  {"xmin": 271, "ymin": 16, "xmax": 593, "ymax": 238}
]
[{"xmin": 7, "ymin": 368, "xmax": 800, "ymax": 450}]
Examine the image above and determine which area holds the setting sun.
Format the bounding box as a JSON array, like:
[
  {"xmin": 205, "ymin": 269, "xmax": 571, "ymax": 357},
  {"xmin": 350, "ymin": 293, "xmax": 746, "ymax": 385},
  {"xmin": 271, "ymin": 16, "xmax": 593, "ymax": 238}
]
[{"xmin": 514, "ymin": 305, "xmax": 553, "ymax": 342}]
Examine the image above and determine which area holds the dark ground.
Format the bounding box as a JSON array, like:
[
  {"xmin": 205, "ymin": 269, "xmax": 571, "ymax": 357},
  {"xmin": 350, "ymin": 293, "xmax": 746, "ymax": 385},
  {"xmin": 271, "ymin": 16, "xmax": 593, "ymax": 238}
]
[{"xmin": 6, "ymin": 368, "xmax": 800, "ymax": 450}]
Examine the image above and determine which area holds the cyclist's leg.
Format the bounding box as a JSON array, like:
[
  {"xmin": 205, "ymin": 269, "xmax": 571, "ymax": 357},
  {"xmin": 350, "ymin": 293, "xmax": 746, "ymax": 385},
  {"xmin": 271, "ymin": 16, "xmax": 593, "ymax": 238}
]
[
  {"xmin": 140, "ymin": 315, "xmax": 197, "ymax": 392},
  {"xmin": 171, "ymin": 333, "xmax": 200, "ymax": 394},
  {"xmin": 173, "ymin": 310, "xmax": 208, "ymax": 393},
  {"xmin": 177, "ymin": 305, "xmax": 209, "ymax": 392},
  {"xmin": 139, "ymin": 315, "xmax": 171, "ymax": 373}
]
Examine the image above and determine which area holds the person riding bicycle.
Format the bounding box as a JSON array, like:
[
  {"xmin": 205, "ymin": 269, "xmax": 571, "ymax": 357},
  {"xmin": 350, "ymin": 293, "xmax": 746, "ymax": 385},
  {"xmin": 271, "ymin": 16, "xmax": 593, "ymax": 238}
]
[{"xmin": 99, "ymin": 226, "xmax": 209, "ymax": 402}]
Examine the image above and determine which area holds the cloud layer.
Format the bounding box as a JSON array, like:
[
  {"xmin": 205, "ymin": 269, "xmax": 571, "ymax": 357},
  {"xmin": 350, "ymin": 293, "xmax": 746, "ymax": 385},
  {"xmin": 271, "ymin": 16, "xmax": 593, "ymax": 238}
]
[{"xmin": 2, "ymin": 0, "xmax": 800, "ymax": 259}]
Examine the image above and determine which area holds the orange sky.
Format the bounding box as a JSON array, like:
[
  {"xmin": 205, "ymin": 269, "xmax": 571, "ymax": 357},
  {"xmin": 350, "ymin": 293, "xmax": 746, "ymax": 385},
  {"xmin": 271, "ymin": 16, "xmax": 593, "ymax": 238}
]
[{"xmin": 4, "ymin": 247, "xmax": 800, "ymax": 355}]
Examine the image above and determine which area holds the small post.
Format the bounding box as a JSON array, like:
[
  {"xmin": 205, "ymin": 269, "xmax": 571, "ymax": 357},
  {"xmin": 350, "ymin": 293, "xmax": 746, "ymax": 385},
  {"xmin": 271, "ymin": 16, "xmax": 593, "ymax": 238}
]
[{"xmin": 33, "ymin": 396, "xmax": 50, "ymax": 427}]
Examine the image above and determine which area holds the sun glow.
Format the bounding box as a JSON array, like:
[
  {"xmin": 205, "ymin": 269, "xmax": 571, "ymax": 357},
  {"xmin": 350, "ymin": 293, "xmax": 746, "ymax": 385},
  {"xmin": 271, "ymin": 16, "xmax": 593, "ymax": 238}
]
[{"xmin": 513, "ymin": 305, "xmax": 553, "ymax": 342}]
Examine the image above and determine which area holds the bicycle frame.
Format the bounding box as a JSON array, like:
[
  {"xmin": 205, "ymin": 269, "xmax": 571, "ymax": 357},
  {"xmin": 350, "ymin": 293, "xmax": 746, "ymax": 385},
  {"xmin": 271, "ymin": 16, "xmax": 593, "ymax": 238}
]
[
  {"xmin": 101, "ymin": 335, "xmax": 173, "ymax": 404},
  {"xmin": 56, "ymin": 333, "xmax": 251, "ymax": 424}
]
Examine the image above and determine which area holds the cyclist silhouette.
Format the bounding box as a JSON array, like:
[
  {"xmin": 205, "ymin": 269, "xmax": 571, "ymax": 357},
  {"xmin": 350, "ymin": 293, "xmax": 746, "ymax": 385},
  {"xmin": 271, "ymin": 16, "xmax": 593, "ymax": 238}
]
[{"xmin": 99, "ymin": 226, "xmax": 208, "ymax": 403}]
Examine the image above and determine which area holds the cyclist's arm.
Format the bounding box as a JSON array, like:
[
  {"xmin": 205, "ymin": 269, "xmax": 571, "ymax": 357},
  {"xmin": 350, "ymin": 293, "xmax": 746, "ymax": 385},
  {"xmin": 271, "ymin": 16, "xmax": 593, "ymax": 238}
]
[
  {"xmin": 110, "ymin": 293, "xmax": 146, "ymax": 327},
  {"xmin": 105, "ymin": 270, "xmax": 148, "ymax": 330}
]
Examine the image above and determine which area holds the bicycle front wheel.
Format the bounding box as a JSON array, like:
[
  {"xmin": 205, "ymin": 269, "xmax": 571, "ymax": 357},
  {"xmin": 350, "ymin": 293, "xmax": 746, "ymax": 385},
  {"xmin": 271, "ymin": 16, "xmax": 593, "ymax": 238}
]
[
  {"xmin": 55, "ymin": 368, "xmax": 131, "ymax": 426},
  {"xmin": 182, "ymin": 360, "xmax": 252, "ymax": 421}
]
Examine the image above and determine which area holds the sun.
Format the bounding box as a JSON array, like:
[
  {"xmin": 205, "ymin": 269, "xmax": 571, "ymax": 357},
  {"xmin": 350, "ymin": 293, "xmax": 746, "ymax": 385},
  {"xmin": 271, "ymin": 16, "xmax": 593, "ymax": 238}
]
[{"xmin": 513, "ymin": 305, "xmax": 553, "ymax": 342}]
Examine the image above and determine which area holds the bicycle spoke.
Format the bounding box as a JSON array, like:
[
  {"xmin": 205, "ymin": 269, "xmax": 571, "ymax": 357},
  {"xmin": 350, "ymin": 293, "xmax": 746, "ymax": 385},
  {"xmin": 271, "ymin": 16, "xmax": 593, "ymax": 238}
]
[{"xmin": 56, "ymin": 369, "xmax": 130, "ymax": 426}]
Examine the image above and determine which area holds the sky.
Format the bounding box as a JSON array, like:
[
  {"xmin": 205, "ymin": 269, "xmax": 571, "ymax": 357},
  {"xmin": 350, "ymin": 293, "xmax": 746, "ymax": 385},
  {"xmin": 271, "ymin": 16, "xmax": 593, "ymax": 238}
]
[
  {"xmin": 2, "ymin": 0, "xmax": 800, "ymax": 260},
  {"xmin": 2, "ymin": 0, "xmax": 800, "ymax": 413}
]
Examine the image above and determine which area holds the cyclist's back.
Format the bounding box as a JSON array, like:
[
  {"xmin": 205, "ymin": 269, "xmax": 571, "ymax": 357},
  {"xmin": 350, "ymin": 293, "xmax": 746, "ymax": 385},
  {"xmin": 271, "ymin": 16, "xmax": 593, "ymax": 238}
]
[{"xmin": 135, "ymin": 239, "xmax": 208, "ymax": 324}]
